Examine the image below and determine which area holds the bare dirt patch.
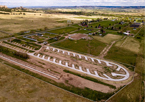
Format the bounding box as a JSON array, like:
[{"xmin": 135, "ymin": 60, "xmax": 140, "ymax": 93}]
[{"xmin": 68, "ymin": 33, "xmax": 91, "ymax": 40}]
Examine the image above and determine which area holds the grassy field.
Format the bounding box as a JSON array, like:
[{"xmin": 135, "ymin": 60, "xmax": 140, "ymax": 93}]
[
  {"xmin": 48, "ymin": 37, "xmax": 65, "ymax": 43},
  {"xmin": 93, "ymin": 34, "xmax": 123, "ymax": 44},
  {"xmin": 72, "ymin": 24, "xmax": 81, "ymax": 28},
  {"xmin": 108, "ymin": 76, "xmax": 143, "ymax": 102},
  {"xmin": 105, "ymin": 46, "xmax": 137, "ymax": 66},
  {"xmin": 0, "ymin": 14, "xmax": 68, "ymax": 34},
  {"xmin": 52, "ymin": 39, "xmax": 106, "ymax": 56},
  {"xmin": 0, "ymin": 32, "xmax": 11, "ymax": 39},
  {"xmin": 0, "ymin": 62, "xmax": 92, "ymax": 102},
  {"xmin": 49, "ymin": 26, "xmax": 77, "ymax": 34},
  {"xmin": 0, "ymin": 32, "xmax": 9, "ymax": 38},
  {"xmin": 108, "ymin": 37, "xmax": 144, "ymax": 102},
  {"xmin": 115, "ymin": 37, "xmax": 140, "ymax": 53},
  {"xmin": 89, "ymin": 20, "xmax": 118, "ymax": 28},
  {"xmin": 105, "ymin": 30, "xmax": 119, "ymax": 35},
  {"xmin": 73, "ymin": 29, "xmax": 90, "ymax": 33}
]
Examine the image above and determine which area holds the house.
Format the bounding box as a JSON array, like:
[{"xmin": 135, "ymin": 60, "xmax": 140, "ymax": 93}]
[
  {"xmin": 53, "ymin": 37, "xmax": 58, "ymax": 40},
  {"xmin": 126, "ymin": 30, "xmax": 130, "ymax": 33},
  {"xmin": 123, "ymin": 32, "xmax": 130, "ymax": 35},
  {"xmin": 89, "ymin": 33, "xmax": 92, "ymax": 35},
  {"xmin": 37, "ymin": 33, "xmax": 43, "ymax": 36},
  {"xmin": 120, "ymin": 21, "xmax": 125, "ymax": 25},
  {"xmin": 99, "ymin": 34, "xmax": 102, "ymax": 36},
  {"xmin": 130, "ymin": 23, "xmax": 140, "ymax": 28},
  {"xmin": 104, "ymin": 18, "xmax": 108, "ymax": 20},
  {"xmin": 98, "ymin": 26, "xmax": 101, "ymax": 29},
  {"xmin": 43, "ymin": 42, "xmax": 48, "ymax": 45},
  {"xmin": 133, "ymin": 28, "xmax": 136, "ymax": 30},
  {"xmin": 112, "ymin": 19, "xmax": 116, "ymax": 21},
  {"xmin": 24, "ymin": 31, "xmax": 30, "ymax": 33}
]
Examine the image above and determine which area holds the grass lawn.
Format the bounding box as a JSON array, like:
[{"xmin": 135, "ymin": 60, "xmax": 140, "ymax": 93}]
[
  {"xmin": 105, "ymin": 46, "xmax": 137, "ymax": 65},
  {"xmin": 52, "ymin": 39, "xmax": 106, "ymax": 56},
  {"xmin": 0, "ymin": 62, "xmax": 91, "ymax": 102},
  {"xmin": 105, "ymin": 30, "xmax": 119, "ymax": 35},
  {"xmin": 49, "ymin": 27, "xmax": 77, "ymax": 34},
  {"xmin": 48, "ymin": 37, "xmax": 65, "ymax": 43},
  {"xmin": 72, "ymin": 24, "xmax": 81, "ymax": 27},
  {"xmin": 93, "ymin": 34, "xmax": 123, "ymax": 44},
  {"xmin": 114, "ymin": 23, "xmax": 129, "ymax": 29},
  {"xmin": 73, "ymin": 29, "xmax": 89, "ymax": 33},
  {"xmin": 44, "ymin": 33, "xmax": 58, "ymax": 38},
  {"xmin": 89, "ymin": 20, "xmax": 118, "ymax": 28}
]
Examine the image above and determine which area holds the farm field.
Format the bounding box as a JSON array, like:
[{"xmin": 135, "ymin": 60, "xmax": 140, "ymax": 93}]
[
  {"xmin": 73, "ymin": 16, "xmax": 112, "ymax": 20},
  {"xmin": 108, "ymin": 76, "xmax": 143, "ymax": 102},
  {"xmin": 0, "ymin": 14, "xmax": 79, "ymax": 34},
  {"xmin": 73, "ymin": 29, "xmax": 90, "ymax": 34},
  {"xmin": 52, "ymin": 39, "xmax": 107, "ymax": 56},
  {"xmin": 89, "ymin": 20, "xmax": 118, "ymax": 28},
  {"xmin": 0, "ymin": 62, "xmax": 91, "ymax": 102},
  {"xmin": 93, "ymin": 34, "xmax": 123, "ymax": 44},
  {"xmin": 108, "ymin": 37, "xmax": 144, "ymax": 102},
  {"xmin": 105, "ymin": 46, "xmax": 137, "ymax": 66},
  {"xmin": 49, "ymin": 26, "xmax": 78, "ymax": 34},
  {"xmin": 115, "ymin": 37, "xmax": 140, "ymax": 53},
  {"xmin": 0, "ymin": 32, "xmax": 9, "ymax": 39},
  {"xmin": 0, "ymin": 32, "xmax": 9, "ymax": 38}
]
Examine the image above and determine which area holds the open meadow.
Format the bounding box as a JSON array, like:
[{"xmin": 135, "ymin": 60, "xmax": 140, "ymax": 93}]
[
  {"xmin": 0, "ymin": 13, "xmax": 115, "ymax": 34},
  {"xmin": 108, "ymin": 35, "xmax": 144, "ymax": 102},
  {"xmin": 52, "ymin": 39, "xmax": 107, "ymax": 56},
  {"xmin": 93, "ymin": 34, "xmax": 123, "ymax": 44},
  {"xmin": 0, "ymin": 62, "xmax": 92, "ymax": 102},
  {"xmin": 0, "ymin": 32, "xmax": 10, "ymax": 38},
  {"xmin": 115, "ymin": 37, "xmax": 140, "ymax": 53}
]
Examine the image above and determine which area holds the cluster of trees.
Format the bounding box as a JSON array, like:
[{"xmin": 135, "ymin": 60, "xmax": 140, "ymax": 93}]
[
  {"xmin": 80, "ymin": 20, "xmax": 88, "ymax": 27},
  {"xmin": 14, "ymin": 52, "xmax": 29, "ymax": 59},
  {"xmin": 46, "ymin": 10, "xmax": 94, "ymax": 16},
  {"xmin": 0, "ymin": 7, "xmax": 11, "ymax": 12}
]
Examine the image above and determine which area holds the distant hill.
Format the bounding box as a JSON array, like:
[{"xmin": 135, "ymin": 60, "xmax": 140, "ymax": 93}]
[
  {"xmin": 0, "ymin": 5, "xmax": 7, "ymax": 8},
  {"xmin": 23, "ymin": 6, "xmax": 145, "ymax": 9}
]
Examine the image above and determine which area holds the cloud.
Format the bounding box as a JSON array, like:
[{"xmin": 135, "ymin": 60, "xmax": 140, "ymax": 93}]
[{"xmin": 0, "ymin": 0, "xmax": 144, "ymax": 7}]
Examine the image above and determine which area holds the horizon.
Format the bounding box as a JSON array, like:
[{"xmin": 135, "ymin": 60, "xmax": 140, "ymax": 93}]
[
  {"xmin": 3, "ymin": 5, "xmax": 145, "ymax": 8},
  {"xmin": 0, "ymin": 0, "xmax": 145, "ymax": 7}
]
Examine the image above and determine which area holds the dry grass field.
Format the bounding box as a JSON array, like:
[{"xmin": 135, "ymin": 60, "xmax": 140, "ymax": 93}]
[
  {"xmin": 0, "ymin": 13, "xmax": 111, "ymax": 34},
  {"xmin": 0, "ymin": 14, "xmax": 67, "ymax": 34},
  {"xmin": 55, "ymin": 8, "xmax": 145, "ymax": 16},
  {"xmin": 0, "ymin": 32, "xmax": 9, "ymax": 38},
  {"xmin": 108, "ymin": 38, "xmax": 144, "ymax": 102},
  {"xmin": 93, "ymin": 34, "xmax": 123, "ymax": 44},
  {"xmin": 115, "ymin": 37, "xmax": 140, "ymax": 53},
  {"xmin": 0, "ymin": 62, "xmax": 92, "ymax": 102}
]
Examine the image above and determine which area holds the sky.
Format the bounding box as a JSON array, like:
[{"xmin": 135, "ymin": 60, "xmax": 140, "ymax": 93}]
[{"xmin": 0, "ymin": 0, "xmax": 145, "ymax": 7}]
